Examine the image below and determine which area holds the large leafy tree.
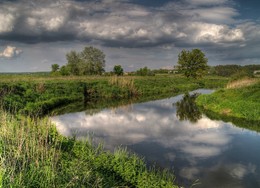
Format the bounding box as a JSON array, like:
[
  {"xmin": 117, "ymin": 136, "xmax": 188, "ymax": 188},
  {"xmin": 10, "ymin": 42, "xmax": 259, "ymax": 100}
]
[
  {"xmin": 66, "ymin": 50, "xmax": 81, "ymax": 75},
  {"xmin": 65, "ymin": 46, "xmax": 105, "ymax": 76},
  {"xmin": 177, "ymin": 49, "xmax": 209, "ymax": 79},
  {"xmin": 80, "ymin": 46, "xmax": 105, "ymax": 75}
]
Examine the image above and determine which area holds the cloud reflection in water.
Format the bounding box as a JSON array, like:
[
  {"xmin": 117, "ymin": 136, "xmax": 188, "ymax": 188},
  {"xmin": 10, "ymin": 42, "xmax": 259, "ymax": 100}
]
[
  {"xmin": 51, "ymin": 93, "xmax": 230, "ymax": 165},
  {"xmin": 51, "ymin": 90, "xmax": 260, "ymax": 187}
]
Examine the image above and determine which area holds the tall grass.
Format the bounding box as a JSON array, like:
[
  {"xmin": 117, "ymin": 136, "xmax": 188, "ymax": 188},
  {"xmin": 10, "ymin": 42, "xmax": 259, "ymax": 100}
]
[
  {"xmin": 0, "ymin": 111, "xmax": 61, "ymax": 187},
  {"xmin": 226, "ymin": 78, "xmax": 258, "ymax": 89},
  {"xmin": 109, "ymin": 76, "xmax": 139, "ymax": 96},
  {"xmin": 0, "ymin": 110, "xmax": 178, "ymax": 187}
]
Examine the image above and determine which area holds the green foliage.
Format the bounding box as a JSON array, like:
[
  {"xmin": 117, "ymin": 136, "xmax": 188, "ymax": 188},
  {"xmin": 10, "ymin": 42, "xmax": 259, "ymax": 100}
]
[
  {"xmin": 213, "ymin": 65, "xmax": 241, "ymax": 77},
  {"xmin": 51, "ymin": 64, "xmax": 59, "ymax": 73},
  {"xmin": 196, "ymin": 81, "xmax": 260, "ymax": 122},
  {"xmin": 176, "ymin": 93, "xmax": 202, "ymax": 122},
  {"xmin": 0, "ymin": 82, "xmax": 85, "ymax": 116},
  {"xmin": 65, "ymin": 46, "xmax": 105, "ymax": 76},
  {"xmin": 0, "ymin": 111, "xmax": 178, "ymax": 187},
  {"xmin": 177, "ymin": 49, "xmax": 209, "ymax": 79},
  {"xmin": 66, "ymin": 50, "xmax": 81, "ymax": 75},
  {"xmin": 136, "ymin": 66, "xmax": 155, "ymax": 76},
  {"xmin": 113, "ymin": 65, "xmax": 124, "ymax": 76},
  {"xmin": 230, "ymin": 70, "xmax": 254, "ymax": 81},
  {"xmin": 59, "ymin": 66, "xmax": 70, "ymax": 76},
  {"xmin": 0, "ymin": 75, "xmax": 228, "ymax": 116},
  {"xmin": 212, "ymin": 64, "xmax": 260, "ymax": 77}
]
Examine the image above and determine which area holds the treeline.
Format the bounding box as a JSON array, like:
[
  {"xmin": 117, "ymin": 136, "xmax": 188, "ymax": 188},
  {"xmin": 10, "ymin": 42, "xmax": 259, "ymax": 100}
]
[
  {"xmin": 210, "ymin": 64, "xmax": 260, "ymax": 77},
  {"xmin": 51, "ymin": 46, "xmax": 260, "ymax": 78}
]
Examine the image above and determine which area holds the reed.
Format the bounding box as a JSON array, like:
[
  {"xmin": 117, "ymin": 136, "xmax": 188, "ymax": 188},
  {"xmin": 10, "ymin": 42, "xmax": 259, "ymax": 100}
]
[
  {"xmin": 109, "ymin": 76, "xmax": 139, "ymax": 96},
  {"xmin": 226, "ymin": 78, "xmax": 258, "ymax": 89}
]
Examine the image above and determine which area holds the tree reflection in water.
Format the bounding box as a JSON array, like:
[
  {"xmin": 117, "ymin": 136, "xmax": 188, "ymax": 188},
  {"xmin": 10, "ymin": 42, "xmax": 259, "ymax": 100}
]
[{"xmin": 175, "ymin": 93, "xmax": 202, "ymax": 123}]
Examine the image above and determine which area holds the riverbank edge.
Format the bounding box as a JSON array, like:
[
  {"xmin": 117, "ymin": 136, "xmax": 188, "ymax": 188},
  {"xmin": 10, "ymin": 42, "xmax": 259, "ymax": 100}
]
[
  {"xmin": 196, "ymin": 81, "xmax": 260, "ymax": 129},
  {"xmin": 0, "ymin": 75, "xmax": 228, "ymax": 187},
  {"xmin": 0, "ymin": 110, "xmax": 179, "ymax": 187},
  {"xmin": 0, "ymin": 75, "xmax": 228, "ymax": 116}
]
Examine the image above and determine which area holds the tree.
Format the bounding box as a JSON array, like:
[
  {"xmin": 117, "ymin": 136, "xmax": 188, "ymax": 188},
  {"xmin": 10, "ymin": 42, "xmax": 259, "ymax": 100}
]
[
  {"xmin": 113, "ymin": 65, "xmax": 124, "ymax": 76},
  {"xmin": 65, "ymin": 46, "xmax": 106, "ymax": 75},
  {"xmin": 214, "ymin": 65, "xmax": 241, "ymax": 77},
  {"xmin": 51, "ymin": 64, "xmax": 59, "ymax": 72},
  {"xmin": 176, "ymin": 93, "xmax": 202, "ymax": 123},
  {"xmin": 136, "ymin": 66, "xmax": 155, "ymax": 76},
  {"xmin": 66, "ymin": 50, "xmax": 81, "ymax": 75},
  {"xmin": 60, "ymin": 65, "xmax": 70, "ymax": 76},
  {"xmin": 80, "ymin": 46, "xmax": 105, "ymax": 75},
  {"xmin": 177, "ymin": 49, "xmax": 209, "ymax": 79}
]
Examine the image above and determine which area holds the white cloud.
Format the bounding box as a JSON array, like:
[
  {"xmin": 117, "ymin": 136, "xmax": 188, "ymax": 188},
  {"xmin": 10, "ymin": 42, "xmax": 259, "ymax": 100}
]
[
  {"xmin": 0, "ymin": 0, "xmax": 259, "ymax": 69},
  {"xmin": 185, "ymin": 7, "xmax": 239, "ymax": 23},
  {"xmin": 0, "ymin": 12, "xmax": 15, "ymax": 33},
  {"xmin": 0, "ymin": 46, "xmax": 22, "ymax": 58},
  {"xmin": 190, "ymin": 22, "xmax": 245, "ymax": 43},
  {"xmin": 0, "ymin": 0, "xmax": 250, "ymax": 48},
  {"xmin": 180, "ymin": 167, "xmax": 200, "ymax": 180},
  {"xmin": 50, "ymin": 96, "xmax": 231, "ymax": 159}
]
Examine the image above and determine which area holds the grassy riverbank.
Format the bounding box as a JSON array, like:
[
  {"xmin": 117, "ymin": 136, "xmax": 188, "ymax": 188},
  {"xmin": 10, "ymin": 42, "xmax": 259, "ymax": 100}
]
[
  {"xmin": 0, "ymin": 110, "xmax": 178, "ymax": 187},
  {"xmin": 0, "ymin": 74, "xmax": 228, "ymax": 116},
  {"xmin": 0, "ymin": 74, "xmax": 228, "ymax": 187},
  {"xmin": 196, "ymin": 79, "xmax": 260, "ymax": 129}
]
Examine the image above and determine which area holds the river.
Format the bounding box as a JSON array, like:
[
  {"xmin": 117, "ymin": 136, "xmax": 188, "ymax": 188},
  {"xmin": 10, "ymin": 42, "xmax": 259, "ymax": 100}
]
[{"xmin": 51, "ymin": 89, "xmax": 260, "ymax": 187}]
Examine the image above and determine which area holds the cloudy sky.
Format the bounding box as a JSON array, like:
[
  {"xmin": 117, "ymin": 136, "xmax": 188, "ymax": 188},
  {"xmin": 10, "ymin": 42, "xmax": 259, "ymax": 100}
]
[{"xmin": 0, "ymin": 0, "xmax": 260, "ymax": 72}]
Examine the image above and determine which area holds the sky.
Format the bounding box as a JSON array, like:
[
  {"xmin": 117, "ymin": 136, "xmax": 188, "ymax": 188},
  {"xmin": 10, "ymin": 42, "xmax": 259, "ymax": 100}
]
[{"xmin": 0, "ymin": 0, "xmax": 260, "ymax": 72}]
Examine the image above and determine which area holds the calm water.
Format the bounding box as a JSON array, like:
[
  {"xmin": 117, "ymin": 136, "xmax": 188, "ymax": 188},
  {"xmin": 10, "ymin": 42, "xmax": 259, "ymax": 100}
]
[{"xmin": 51, "ymin": 89, "xmax": 260, "ymax": 188}]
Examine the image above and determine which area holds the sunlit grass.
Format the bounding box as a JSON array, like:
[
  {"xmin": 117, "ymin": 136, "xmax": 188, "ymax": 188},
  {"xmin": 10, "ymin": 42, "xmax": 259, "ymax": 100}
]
[
  {"xmin": 226, "ymin": 78, "xmax": 259, "ymax": 89},
  {"xmin": 197, "ymin": 79, "xmax": 260, "ymax": 121},
  {"xmin": 0, "ymin": 109, "xmax": 179, "ymax": 187}
]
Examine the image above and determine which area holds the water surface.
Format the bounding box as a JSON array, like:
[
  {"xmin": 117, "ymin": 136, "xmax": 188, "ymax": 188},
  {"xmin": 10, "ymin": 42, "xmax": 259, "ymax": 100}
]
[{"xmin": 51, "ymin": 89, "xmax": 260, "ymax": 187}]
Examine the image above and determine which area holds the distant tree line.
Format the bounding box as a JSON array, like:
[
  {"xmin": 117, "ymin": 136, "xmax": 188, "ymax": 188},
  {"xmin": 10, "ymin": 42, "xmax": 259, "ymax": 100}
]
[
  {"xmin": 135, "ymin": 67, "xmax": 155, "ymax": 76},
  {"xmin": 51, "ymin": 46, "xmax": 260, "ymax": 78},
  {"xmin": 210, "ymin": 64, "xmax": 260, "ymax": 77}
]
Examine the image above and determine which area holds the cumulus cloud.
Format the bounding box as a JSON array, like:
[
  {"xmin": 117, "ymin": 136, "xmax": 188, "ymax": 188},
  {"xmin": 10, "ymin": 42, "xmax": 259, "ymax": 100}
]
[
  {"xmin": 0, "ymin": 0, "xmax": 249, "ymax": 47},
  {"xmin": 0, "ymin": 12, "xmax": 15, "ymax": 33},
  {"xmin": 0, "ymin": 0, "xmax": 259, "ymax": 66},
  {"xmin": 0, "ymin": 46, "xmax": 22, "ymax": 58}
]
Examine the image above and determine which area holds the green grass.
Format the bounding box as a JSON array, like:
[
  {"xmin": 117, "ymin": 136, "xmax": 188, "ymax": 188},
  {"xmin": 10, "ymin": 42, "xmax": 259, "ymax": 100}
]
[
  {"xmin": 196, "ymin": 80, "xmax": 260, "ymax": 130},
  {"xmin": 0, "ymin": 110, "xmax": 178, "ymax": 187},
  {"xmin": 0, "ymin": 74, "xmax": 228, "ymax": 187},
  {"xmin": 0, "ymin": 75, "xmax": 228, "ymax": 116}
]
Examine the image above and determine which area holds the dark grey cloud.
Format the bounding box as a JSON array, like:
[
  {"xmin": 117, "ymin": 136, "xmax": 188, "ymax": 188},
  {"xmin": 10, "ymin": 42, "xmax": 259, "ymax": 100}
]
[
  {"xmin": 0, "ymin": 0, "xmax": 259, "ymax": 72},
  {"xmin": 0, "ymin": 0, "xmax": 247, "ymax": 47}
]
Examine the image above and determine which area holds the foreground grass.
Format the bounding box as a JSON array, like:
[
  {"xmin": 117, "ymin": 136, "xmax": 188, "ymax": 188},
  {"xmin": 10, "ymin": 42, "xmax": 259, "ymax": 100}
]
[
  {"xmin": 196, "ymin": 79, "xmax": 260, "ymax": 128},
  {"xmin": 0, "ymin": 110, "xmax": 178, "ymax": 187}
]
